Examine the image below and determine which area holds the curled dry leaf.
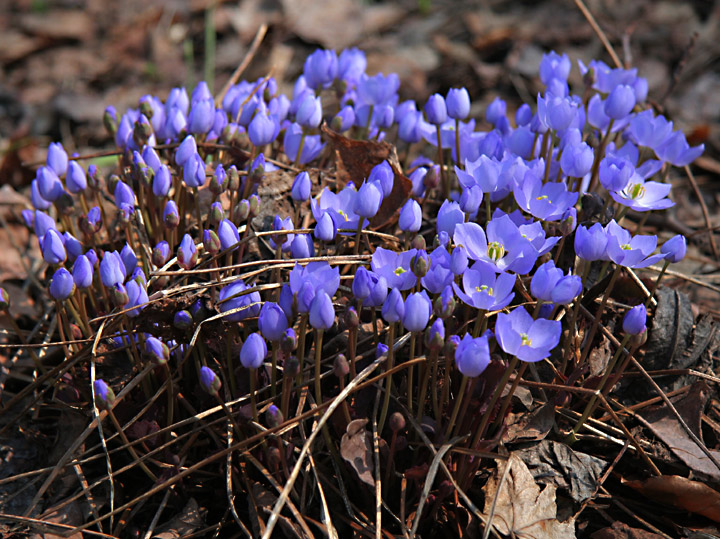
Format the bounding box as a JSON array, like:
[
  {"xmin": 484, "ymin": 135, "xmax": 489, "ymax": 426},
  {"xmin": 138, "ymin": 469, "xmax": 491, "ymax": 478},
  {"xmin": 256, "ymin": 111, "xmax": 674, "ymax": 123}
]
[
  {"xmin": 340, "ymin": 418, "xmax": 374, "ymax": 487},
  {"xmin": 623, "ymin": 475, "xmax": 720, "ymax": 523},
  {"xmin": 483, "ymin": 453, "xmax": 576, "ymax": 538}
]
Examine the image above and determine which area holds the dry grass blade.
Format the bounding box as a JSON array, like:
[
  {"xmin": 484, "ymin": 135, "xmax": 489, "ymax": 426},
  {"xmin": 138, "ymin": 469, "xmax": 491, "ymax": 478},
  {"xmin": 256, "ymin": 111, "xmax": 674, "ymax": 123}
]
[
  {"xmin": 215, "ymin": 23, "xmax": 268, "ymax": 108},
  {"xmin": 572, "ymin": 0, "xmax": 622, "ymax": 68}
]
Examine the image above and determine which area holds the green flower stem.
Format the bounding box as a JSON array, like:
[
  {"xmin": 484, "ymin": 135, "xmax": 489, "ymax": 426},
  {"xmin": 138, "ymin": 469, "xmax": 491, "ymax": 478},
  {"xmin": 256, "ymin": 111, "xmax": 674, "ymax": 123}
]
[
  {"xmin": 294, "ymin": 133, "xmax": 306, "ymax": 168},
  {"xmin": 646, "ymin": 259, "xmax": 671, "ymax": 304},
  {"xmin": 439, "ymin": 347, "xmax": 453, "ymax": 421},
  {"xmin": 472, "ymin": 309, "xmax": 487, "ymax": 338},
  {"xmin": 578, "ymin": 265, "xmax": 621, "ymax": 367},
  {"xmin": 66, "ymin": 294, "xmax": 90, "ymax": 337},
  {"xmin": 543, "ymin": 134, "xmax": 556, "ymax": 183},
  {"xmin": 377, "ymin": 322, "xmax": 396, "ymax": 434},
  {"xmin": 192, "ymin": 186, "xmax": 203, "ymax": 230},
  {"xmin": 314, "ymin": 328, "xmax": 325, "ymax": 407},
  {"xmin": 454, "ymin": 118, "xmax": 462, "ymax": 170},
  {"xmin": 353, "ymin": 219, "xmax": 364, "ymax": 256},
  {"xmin": 444, "ymin": 375, "xmax": 468, "ymax": 443},
  {"xmin": 436, "ymin": 125, "xmax": 447, "ymax": 198},
  {"xmin": 587, "ymin": 118, "xmax": 615, "ymax": 193},
  {"xmin": 295, "ymin": 314, "xmax": 308, "ymax": 392},
  {"xmin": 416, "ymin": 347, "xmax": 436, "ymax": 423},
  {"xmin": 568, "ymin": 332, "xmax": 632, "ymax": 442},
  {"xmin": 270, "ymin": 342, "xmax": 279, "ymax": 400}
]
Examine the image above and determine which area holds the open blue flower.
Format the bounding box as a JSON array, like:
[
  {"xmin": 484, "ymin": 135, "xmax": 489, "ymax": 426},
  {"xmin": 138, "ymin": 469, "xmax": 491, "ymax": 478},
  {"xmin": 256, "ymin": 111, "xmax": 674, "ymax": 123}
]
[
  {"xmin": 371, "ymin": 247, "xmax": 418, "ymax": 291},
  {"xmin": 495, "ymin": 306, "xmax": 561, "ymax": 362},
  {"xmin": 455, "ymin": 333, "xmax": 491, "ymax": 377},
  {"xmin": 513, "ymin": 172, "xmax": 578, "ymax": 222},
  {"xmin": 605, "ymin": 220, "xmax": 664, "ymax": 268},
  {"xmin": 453, "ymin": 261, "xmax": 515, "ymax": 311},
  {"xmin": 530, "ymin": 260, "xmax": 582, "ymax": 304}
]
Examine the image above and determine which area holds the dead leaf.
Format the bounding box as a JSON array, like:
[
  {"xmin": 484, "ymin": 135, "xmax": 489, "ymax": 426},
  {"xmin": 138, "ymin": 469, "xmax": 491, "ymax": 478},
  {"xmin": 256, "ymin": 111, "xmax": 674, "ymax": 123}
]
[
  {"xmin": 517, "ymin": 440, "xmax": 606, "ymax": 504},
  {"xmin": 504, "ymin": 402, "xmax": 555, "ymax": 444},
  {"xmin": 590, "ymin": 521, "xmax": 667, "ymax": 539},
  {"xmin": 340, "ymin": 418, "xmax": 374, "ymax": 487},
  {"xmin": 151, "ymin": 498, "xmax": 204, "ymax": 538},
  {"xmin": 321, "ymin": 124, "xmax": 412, "ymax": 229},
  {"xmin": 638, "ymin": 381, "xmax": 720, "ymax": 481},
  {"xmin": 483, "ymin": 453, "xmax": 576, "ymax": 538},
  {"xmin": 588, "ymin": 334, "xmax": 612, "ymax": 377},
  {"xmin": 38, "ymin": 499, "xmax": 83, "ymax": 539},
  {"xmin": 624, "ymin": 475, "xmax": 720, "ymax": 523},
  {"xmin": 20, "ymin": 10, "xmax": 92, "ymax": 41}
]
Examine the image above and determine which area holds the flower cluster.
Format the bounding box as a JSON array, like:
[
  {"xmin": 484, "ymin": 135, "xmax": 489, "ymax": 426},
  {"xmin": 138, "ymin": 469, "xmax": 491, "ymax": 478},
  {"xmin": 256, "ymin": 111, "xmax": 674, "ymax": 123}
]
[{"xmin": 19, "ymin": 46, "xmax": 699, "ymax": 504}]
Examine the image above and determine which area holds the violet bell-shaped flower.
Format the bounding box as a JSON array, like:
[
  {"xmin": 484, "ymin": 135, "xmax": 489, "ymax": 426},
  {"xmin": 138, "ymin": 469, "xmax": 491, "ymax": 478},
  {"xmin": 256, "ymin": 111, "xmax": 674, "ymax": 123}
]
[
  {"xmin": 399, "ymin": 198, "xmax": 422, "ymax": 232},
  {"xmin": 455, "ymin": 334, "xmax": 491, "ymax": 377},
  {"xmin": 354, "ymin": 180, "xmax": 383, "ymax": 218},
  {"xmin": 49, "ymin": 268, "xmax": 75, "ymax": 301},
  {"xmin": 661, "ymin": 234, "xmax": 686, "ymax": 263},
  {"xmin": 309, "ymin": 291, "xmax": 335, "ymax": 330},
  {"xmin": 623, "ymin": 304, "xmax": 647, "ymax": 335},
  {"xmin": 72, "ymin": 255, "xmax": 93, "ymax": 289},
  {"xmin": 402, "ymin": 291, "xmax": 432, "ymax": 332},
  {"xmin": 199, "ymin": 366, "xmax": 221, "ymax": 397},
  {"xmin": 258, "ymin": 301, "xmax": 289, "ymax": 342},
  {"xmin": 177, "ymin": 234, "xmax": 198, "ymax": 270},
  {"xmin": 46, "ymin": 142, "xmax": 68, "ymax": 176},
  {"xmin": 219, "ymin": 280, "xmax": 261, "ymax": 321},
  {"xmin": 381, "ymin": 288, "xmax": 405, "ymax": 323},
  {"xmin": 368, "ymin": 160, "xmax": 394, "ymax": 198},
  {"xmin": 371, "ymin": 247, "xmax": 418, "ymax": 291},
  {"xmin": 240, "ymin": 332, "xmax": 267, "ymax": 369},
  {"xmin": 530, "ymin": 260, "xmax": 582, "ymax": 304},
  {"xmin": 539, "ymin": 51, "xmax": 571, "ymax": 85},
  {"xmin": 446, "ymin": 87, "xmax": 470, "ymax": 120},
  {"xmin": 314, "ymin": 212, "xmax": 337, "ymax": 242},
  {"xmin": 66, "ymin": 161, "xmax": 87, "ymax": 193},
  {"xmin": 424, "ymin": 94, "xmax": 447, "ymax": 125},
  {"xmin": 291, "ymin": 171, "xmax": 311, "ymax": 202},
  {"xmin": 42, "ymin": 229, "xmax": 67, "ymax": 265},
  {"xmin": 125, "ymin": 279, "xmax": 149, "ymax": 317},
  {"xmin": 303, "ymin": 49, "xmax": 338, "ymax": 90}
]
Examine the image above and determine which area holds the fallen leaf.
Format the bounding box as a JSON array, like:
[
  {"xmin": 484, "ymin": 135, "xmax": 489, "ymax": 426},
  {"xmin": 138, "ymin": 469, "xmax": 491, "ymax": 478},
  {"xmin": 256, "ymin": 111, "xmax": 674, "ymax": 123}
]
[
  {"xmin": 503, "ymin": 402, "xmax": 555, "ymax": 444},
  {"xmin": 517, "ymin": 440, "xmax": 606, "ymax": 504},
  {"xmin": 321, "ymin": 124, "xmax": 412, "ymax": 229},
  {"xmin": 340, "ymin": 418, "xmax": 374, "ymax": 487},
  {"xmin": 20, "ymin": 10, "xmax": 92, "ymax": 41},
  {"xmin": 624, "ymin": 475, "xmax": 720, "ymax": 523},
  {"xmin": 152, "ymin": 498, "xmax": 204, "ymax": 538},
  {"xmin": 483, "ymin": 453, "xmax": 576, "ymax": 538},
  {"xmin": 638, "ymin": 381, "xmax": 720, "ymax": 481}
]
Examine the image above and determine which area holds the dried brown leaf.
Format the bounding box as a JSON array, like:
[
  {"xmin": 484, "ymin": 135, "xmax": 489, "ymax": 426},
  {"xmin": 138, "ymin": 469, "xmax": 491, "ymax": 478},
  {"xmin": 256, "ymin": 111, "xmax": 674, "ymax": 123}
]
[
  {"xmin": 590, "ymin": 521, "xmax": 667, "ymax": 539},
  {"xmin": 151, "ymin": 498, "xmax": 204, "ymax": 538},
  {"xmin": 340, "ymin": 418, "xmax": 374, "ymax": 487},
  {"xmin": 624, "ymin": 475, "xmax": 720, "ymax": 523},
  {"xmin": 483, "ymin": 453, "xmax": 576, "ymax": 538}
]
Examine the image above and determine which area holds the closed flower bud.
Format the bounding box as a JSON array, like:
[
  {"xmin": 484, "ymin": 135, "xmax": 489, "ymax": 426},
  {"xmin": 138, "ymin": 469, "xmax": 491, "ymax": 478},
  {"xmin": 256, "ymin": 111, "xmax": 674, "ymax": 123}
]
[
  {"xmin": 210, "ymin": 164, "xmax": 228, "ymax": 195},
  {"xmin": 411, "ymin": 250, "xmax": 429, "ymax": 278},
  {"xmin": 604, "ymin": 85, "xmax": 636, "ymax": 120},
  {"xmin": 296, "ymin": 94, "xmax": 322, "ymax": 128},
  {"xmin": 411, "ymin": 234, "xmax": 426, "ymax": 251},
  {"xmin": 42, "ymin": 229, "xmax": 67, "ymax": 265},
  {"xmin": 227, "ymin": 165, "xmax": 240, "ymax": 192},
  {"xmin": 248, "ymin": 109, "xmax": 278, "ymax": 147},
  {"xmin": 344, "ymin": 306, "xmax": 359, "ymax": 329},
  {"xmin": 402, "ymin": 291, "xmax": 432, "ymax": 332},
  {"xmin": 354, "ymin": 181, "xmax": 383, "ymax": 218},
  {"xmin": 334, "ymin": 354, "xmax": 350, "ymax": 378},
  {"xmin": 199, "ymin": 366, "xmax": 221, "ymax": 397},
  {"xmin": 389, "ymin": 412, "xmax": 406, "ymax": 432},
  {"xmin": 309, "ymin": 292, "xmax": 335, "ymax": 330},
  {"xmin": 49, "ymin": 268, "xmax": 75, "ymax": 301},
  {"xmin": 281, "ymin": 328, "xmax": 298, "ymax": 353},
  {"xmin": 382, "ymin": 288, "xmax": 405, "ymax": 323},
  {"xmin": 240, "ymin": 332, "xmax": 267, "ymax": 369},
  {"xmin": 661, "ymin": 235, "xmax": 686, "ymax": 263},
  {"xmin": 434, "ymin": 285, "xmax": 456, "ymax": 319},
  {"xmin": 120, "ymin": 243, "xmax": 137, "ymax": 276},
  {"xmin": 446, "ymin": 88, "xmax": 470, "ymax": 120},
  {"xmin": 623, "ymin": 304, "xmax": 647, "ymax": 335},
  {"xmin": 163, "ymin": 200, "xmax": 180, "ymax": 229},
  {"xmin": 175, "ymin": 135, "xmax": 197, "ymax": 167},
  {"xmin": 455, "ymin": 334, "xmax": 491, "ymax": 377},
  {"xmin": 424, "ymin": 94, "xmax": 447, "ymax": 125},
  {"xmin": 248, "ymin": 194, "xmax": 261, "ymax": 217},
  {"xmin": 145, "ymin": 336, "xmax": 170, "ymax": 364},
  {"xmin": 234, "ymin": 199, "xmax": 250, "ymax": 222},
  {"xmin": 103, "ymin": 106, "xmax": 118, "ymax": 136},
  {"xmin": 153, "ymin": 164, "xmax": 172, "ymax": 197},
  {"xmin": 46, "ymin": 142, "xmax": 68, "ymax": 176},
  {"xmin": 111, "ymin": 282, "xmax": 129, "ymax": 307},
  {"xmin": 203, "ymin": 229, "xmax": 221, "ymax": 255},
  {"xmin": 258, "ymin": 301, "xmax": 289, "ymax": 342},
  {"xmin": 314, "ymin": 212, "xmax": 337, "ymax": 242},
  {"xmin": 152, "ymin": 241, "xmax": 171, "ymax": 267},
  {"xmin": 94, "ymin": 379, "xmax": 115, "ymax": 409},
  {"xmin": 450, "ymin": 245, "xmax": 468, "ymax": 275},
  {"xmin": 399, "ymin": 199, "xmax": 422, "ymax": 232},
  {"xmin": 290, "ymin": 234, "xmax": 315, "ymax": 258},
  {"xmin": 66, "ymin": 161, "xmax": 87, "ymax": 193},
  {"xmin": 72, "ymin": 255, "xmax": 93, "ymax": 289},
  {"xmin": 376, "ymin": 343, "xmax": 389, "ymax": 358},
  {"xmin": 100, "ymin": 251, "xmax": 126, "ymax": 287},
  {"xmin": 209, "ymin": 202, "xmax": 224, "ymax": 228},
  {"xmin": 173, "ymin": 310, "xmax": 193, "ymax": 330},
  {"xmin": 218, "ymin": 219, "xmax": 240, "ymax": 250},
  {"xmin": 291, "ymin": 171, "xmax": 312, "ymax": 202},
  {"xmin": 177, "ymin": 234, "xmax": 198, "ymax": 270},
  {"xmin": 425, "ymin": 318, "xmax": 445, "ymax": 350},
  {"xmin": 368, "ymin": 161, "xmax": 394, "ymax": 198}
]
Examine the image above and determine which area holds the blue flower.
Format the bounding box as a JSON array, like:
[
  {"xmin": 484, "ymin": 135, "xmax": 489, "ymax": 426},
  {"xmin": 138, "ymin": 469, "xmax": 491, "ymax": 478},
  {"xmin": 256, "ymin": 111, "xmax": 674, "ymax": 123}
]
[
  {"xmin": 240, "ymin": 332, "xmax": 267, "ymax": 369},
  {"xmin": 37, "ymin": 167, "xmax": 65, "ymax": 202},
  {"xmin": 219, "ymin": 280, "xmax": 261, "ymax": 321},
  {"xmin": 291, "ymin": 171, "xmax": 312, "ymax": 201},
  {"xmin": 153, "ymin": 164, "xmax": 172, "ymax": 197},
  {"xmin": 399, "ymin": 199, "xmax": 422, "ymax": 233},
  {"xmin": 311, "ymin": 185, "xmax": 362, "ymax": 232},
  {"xmin": 145, "ymin": 336, "xmax": 170, "ymax": 364},
  {"xmin": 560, "ymin": 142, "xmax": 594, "ymax": 178},
  {"xmin": 218, "ymin": 219, "xmax": 240, "ymax": 250},
  {"xmin": 338, "ymin": 48, "xmax": 367, "ymax": 83},
  {"xmin": 177, "ymin": 234, "xmax": 198, "ymax": 270},
  {"xmin": 288, "ymin": 261, "xmax": 340, "ymax": 311},
  {"xmin": 49, "ymin": 268, "xmax": 75, "ymax": 301},
  {"xmin": 258, "ymin": 301, "xmax": 289, "ymax": 342},
  {"xmin": 94, "ymin": 379, "xmax": 115, "ymax": 409},
  {"xmin": 72, "ymin": 255, "xmax": 93, "ymax": 289},
  {"xmin": 368, "ymin": 161, "xmax": 394, "ymax": 198},
  {"xmin": 352, "ymin": 267, "xmax": 388, "ymax": 307},
  {"xmin": 175, "ymin": 135, "xmax": 197, "ymax": 166},
  {"xmin": 453, "ymin": 261, "xmax": 515, "ymax": 311},
  {"xmin": 599, "ymin": 155, "xmax": 634, "ymax": 192},
  {"xmin": 455, "ymin": 334, "xmax": 491, "ymax": 377},
  {"xmin": 152, "ymin": 241, "xmax": 171, "ymax": 267},
  {"xmin": 183, "ymin": 153, "xmax": 206, "ymax": 188},
  {"xmin": 604, "ymin": 84, "xmax": 636, "ymax": 120},
  {"xmin": 446, "ymin": 88, "xmax": 470, "ymax": 120},
  {"xmin": 188, "ymin": 97, "xmax": 215, "ymax": 134},
  {"xmin": 495, "ymin": 306, "xmax": 561, "ymax": 362},
  {"xmin": 605, "ymin": 220, "xmax": 664, "ymax": 268},
  {"xmin": 381, "ymin": 288, "xmax": 405, "ymax": 323},
  {"xmin": 309, "ymin": 291, "xmax": 335, "ymax": 330},
  {"xmin": 269, "ymin": 215, "xmax": 295, "ymax": 252},
  {"xmin": 530, "ymin": 260, "xmax": 582, "ymax": 304},
  {"xmin": 66, "ymin": 161, "xmax": 87, "ymax": 193},
  {"xmin": 284, "ymin": 122, "xmax": 325, "ymax": 164},
  {"xmin": 655, "ymin": 131, "xmax": 704, "ymax": 167},
  {"xmin": 303, "ymin": 49, "xmax": 338, "ymax": 90},
  {"xmin": 539, "ymin": 51, "xmax": 571, "ymax": 85},
  {"xmin": 623, "ymin": 305, "xmax": 647, "ymax": 335},
  {"xmin": 420, "ymin": 245, "xmax": 454, "ymax": 294},
  {"xmin": 354, "ymin": 181, "xmax": 383, "ymax": 218},
  {"xmin": 514, "ymin": 173, "xmax": 579, "ymax": 222},
  {"xmin": 436, "ymin": 200, "xmax": 464, "ymax": 237},
  {"xmin": 424, "ymin": 94, "xmax": 447, "ymax": 125},
  {"xmin": 248, "ymin": 107, "xmax": 279, "ymax": 147},
  {"xmin": 290, "ymin": 234, "xmax": 315, "ymax": 258},
  {"xmin": 371, "ymin": 247, "xmax": 418, "ymax": 291},
  {"xmin": 46, "ymin": 142, "xmax": 68, "ymax": 176},
  {"xmin": 314, "ymin": 212, "xmax": 337, "ymax": 242},
  {"xmin": 125, "ymin": 279, "xmax": 149, "ymax": 317},
  {"xmin": 296, "ymin": 94, "xmax": 322, "ymax": 128},
  {"xmin": 356, "ymin": 72, "xmax": 399, "ymax": 107},
  {"xmin": 661, "ymin": 235, "xmax": 686, "ymax": 263},
  {"xmin": 402, "ymin": 291, "xmax": 432, "ymax": 332},
  {"xmin": 199, "ymin": 366, "xmax": 221, "ymax": 397},
  {"xmin": 42, "ymin": 229, "xmax": 67, "ymax": 265}
]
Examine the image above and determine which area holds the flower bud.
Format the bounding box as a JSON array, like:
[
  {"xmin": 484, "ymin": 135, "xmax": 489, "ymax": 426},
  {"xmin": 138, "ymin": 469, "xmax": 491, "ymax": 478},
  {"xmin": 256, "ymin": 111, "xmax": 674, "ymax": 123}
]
[
  {"xmin": 103, "ymin": 106, "xmax": 118, "ymax": 136},
  {"xmin": 411, "ymin": 250, "xmax": 429, "ymax": 278},
  {"xmin": 334, "ymin": 354, "xmax": 350, "ymax": 378},
  {"xmin": 389, "ymin": 412, "xmax": 406, "ymax": 433},
  {"xmin": 0, "ymin": 287, "xmax": 10, "ymax": 311},
  {"xmin": 94, "ymin": 379, "xmax": 115, "ymax": 409},
  {"xmin": 152, "ymin": 241, "xmax": 171, "ymax": 267},
  {"xmin": 623, "ymin": 305, "xmax": 647, "ymax": 336},
  {"xmin": 344, "ymin": 306, "xmax": 359, "ymax": 329},
  {"xmin": 173, "ymin": 310, "xmax": 193, "ymax": 330},
  {"xmin": 199, "ymin": 366, "xmax": 221, "ymax": 397},
  {"xmin": 163, "ymin": 200, "xmax": 180, "ymax": 229},
  {"xmin": 281, "ymin": 328, "xmax": 298, "ymax": 353},
  {"xmin": 49, "ymin": 268, "xmax": 75, "ymax": 301},
  {"xmin": 248, "ymin": 194, "xmax": 260, "ymax": 217},
  {"xmin": 227, "ymin": 165, "xmax": 240, "ymax": 192},
  {"xmin": 210, "ymin": 164, "xmax": 228, "ymax": 195},
  {"xmin": 240, "ymin": 332, "xmax": 267, "ymax": 369},
  {"xmin": 111, "ymin": 283, "xmax": 129, "ymax": 307},
  {"xmin": 411, "ymin": 234, "xmax": 426, "ymax": 251},
  {"xmin": 177, "ymin": 234, "xmax": 198, "ymax": 270},
  {"xmin": 203, "ymin": 229, "xmax": 221, "ymax": 255},
  {"xmin": 145, "ymin": 336, "xmax": 170, "ymax": 364},
  {"xmin": 266, "ymin": 404, "xmax": 284, "ymax": 428}
]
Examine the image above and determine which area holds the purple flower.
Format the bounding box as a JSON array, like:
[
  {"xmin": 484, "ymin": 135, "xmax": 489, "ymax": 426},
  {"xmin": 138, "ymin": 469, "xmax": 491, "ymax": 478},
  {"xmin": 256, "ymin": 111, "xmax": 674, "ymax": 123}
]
[
  {"xmin": 610, "ymin": 176, "xmax": 674, "ymax": 212},
  {"xmin": 486, "ymin": 97, "xmax": 507, "ymax": 129},
  {"xmin": 574, "ymin": 223, "xmax": 608, "ymax": 262},
  {"xmin": 46, "ymin": 142, "xmax": 68, "ymax": 176},
  {"xmin": 537, "ymin": 93, "xmax": 578, "ymax": 132},
  {"xmin": 495, "ymin": 306, "xmax": 561, "ymax": 362},
  {"xmin": 153, "ymin": 164, "xmax": 172, "ymax": 197},
  {"xmin": 188, "ymin": 98, "xmax": 215, "ymax": 134},
  {"xmin": 356, "ymin": 72, "xmax": 399, "ymax": 107},
  {"xmin": 303, "ymin": 49, "xmax": 338, "ymax": 90},
  {"xmin": 72, "ymin": 255, "xmax": 93, "ymax": 289},
  {"xmin": 446, "ymin": 87, "xmax": 470, "ymax": 120},
  {"xmin": 114, "ymin": 181, "xmax": 135, "ymax": 211},
  {"xmin": 514, "ymin": 173, "xmax": 579, "ymax": 222},
  {"xmin": 309, "ymin": 291, "xmax": 335, "ymax": 330},
  {"xmin": 402, "ymin": 291, "xmax": 432, "ymax": 332},
  {"xmin": 37, "ymin": 167, "xmax": 65, "ymax": 202},
  {"xmin": 49, "ymin": 267, "xmax": 75, "ymax": 301},
  {"xmin": 296, "ymin": 94, "xmax": 322, "ymax": 128},
  {"xmin": 436, "ymin": 200, "xmax": 464, "ymax": 237},
  {"xmin": 332, "ymin": 105, "xmax": 355, "ymax": 131},
  {"xmin": 152, "ymin": 241, "xmax": 171, "ymax": 267},
  {"xmin": 240, "ymin": 332, "xmax": 267, "ymax": 369},
  {"xmin": 352, "ymin": 267, "xmax": 388, "ymax": 306},
  {"xmin": 183, "ymin": 153, "xmax": 206, "ymax": 188},
  {"xmin": 623, "ymin": 305, "xmax": 647, "ymax": 335},
  {"xmin": 450, "ymin": 245, "xmax": 468, "ymax": 275},
  {"xmin": 163, "ymin": 200, "xmax": 179, "ymax": 229},
  {"xmin": 218, "ymin": 219, "xmax": 240, "ymax": 250},
  {"xmin": 599, "ymin": 155, "xmax": 634, "ymax": 192},
  {"xmin": 42, "ymin": 229, "xmax": 67, "ymax": 265},
  {"xmin": 174, "ymin": 310, "xmax": 193, "ymax": 330},
  {"xmin": 175, "ymin": 135, "xmax": 197, "ymax": 166},
  {"xmin": 314, "ymin": 212, "xmax": 337, "ymax": 241},
  {"xmin": 219, "ymin": 280, "xmax": 261, "ymax": 321},
  {"xmin": 291, "ymin": 171, "xmax": 311, "ymax": 202},
  {"xmin": 539, "ymin": 51, "xmax": 571, "ymax": 85},
  {"xmin": 66, "ymin": 161, "xmax": 87, "ymax": 193},
  {"xmin": 425, "ymin": 318, "xmax": 445, "ymax": 350},
  {"xmin": 146, "ymin": 336, "xmax": 169, "ymax": 364},
  {"xmin": 269, "ymin": 215, "xmax": 295, "ymax": 252},
  {"xmin": 118, "ymin": 243, "xmax": 136, "ymax": 276},
  {"xmin": 420, "ymin": 245, "xmax": 454, "ymax": 294},
  {"xmin": 177, "ymin": 234, "xmax": 198, "ymax": 270},
  {"xmin": 338, "ymin": 48, "xmax": 366, "ymax": 83},
  {"xmin": 605, "ymin": 220, "xmax": 664, "ymax": 268},
  {"xmin": 655, "ymin": 131, "xmax": 704, "ymax": 167},
  {"xmin": 248, "ymin": 108, "xmax": 279, "ymax": 147},
  {"xmin": 381, "ymin": 288, "xmax": 405, "ymax": 323},
  {"xmin": 604, "ymin": 85, "xmax": 636, "ymax": 119},
  {"xmin": 31, "ymin": 180, "xmax": 52, "ymax": 210},
  {"xmin": 354, "ymin": 181, "xmax": 383, "ymax": 218},
  {"xmin": 628, "ymin": 110, "xmax": 673, "ymax": 151},
  {"xmin": 661, "ymin": 235, "xmax": 686, "ymax": 263},
  {"xmin": 290, "ymin": 234, "xmax": 315, "ymax": 258},
  {"xmin": 453, "ymin": 261, "xmax": 515, "ymax": 311},
  {"xmin": 210, "ymin": 165, "xmax": 227, "ymax": 195},
  {"xmin": 455, "ymin": 334, "xmax": 491, "ymax": 377},
  {"xmin": 368, "ymin": 161, "xmax": 394, "ymax": 198},
  {"xmin": 530, "ymin": 260, "xmax": 582, "ymax": 304},
  {"xmin": 399, "ymin": 199, "xmax": 422, "ymax": 233},
  {"xmin": 560, "ymin": 142, "xmax": 594, "ymax": 178},
  {"xmin": 62, "ymin": 232, "xmax": 81, "ymax": 263},
  {"xmin": 87, "ymin": 207, "xmax": 102, "ymax": 232},
  {"xmin": 371, "ymin": 247, "xmax": 418, "ymax": 291},
  {"xmin": 424, "ymin": 94, "xmax": 447, "ymax": 125},
  {"xmin": 125, "ymin": 279, "xmax": 149, "ymax": 317},
  {"xmin": 199, "ymin": 366, "xmax": 221, "ymax": 397},
  {"xmin": 258, "ymin": 301, "xmax": 289, "ymax": 342},
  {"xmin": 283, "ymin": 122, "xmax": 324, "ymax": 164},
  {"xmin": 94, "ymin": 379, "xmax": 115, "ymax": 409}
]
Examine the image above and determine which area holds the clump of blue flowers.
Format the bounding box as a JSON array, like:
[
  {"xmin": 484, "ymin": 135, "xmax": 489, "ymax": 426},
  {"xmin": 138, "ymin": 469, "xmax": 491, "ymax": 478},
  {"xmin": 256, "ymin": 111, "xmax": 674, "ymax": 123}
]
[{"xmin": 14, "ymin": 45, "xmax": 702, "ymax": 536}]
